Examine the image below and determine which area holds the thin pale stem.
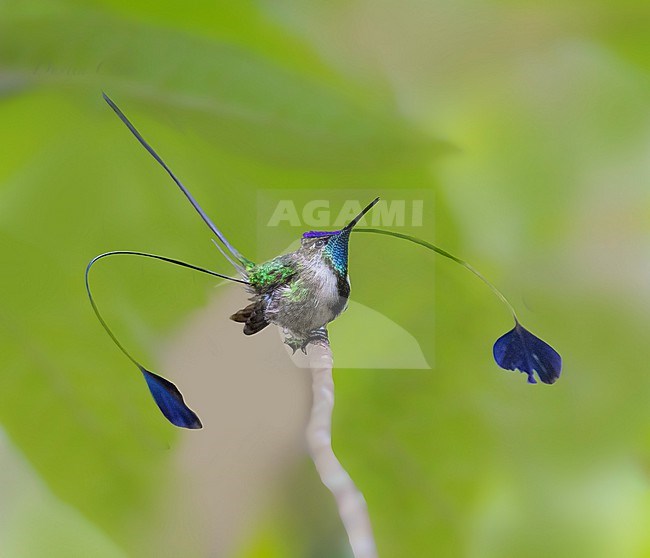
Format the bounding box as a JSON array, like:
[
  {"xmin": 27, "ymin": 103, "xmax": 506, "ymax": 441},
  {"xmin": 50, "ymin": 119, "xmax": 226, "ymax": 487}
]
[{"xmin": 306, "ymin": 341, "xmax": 378, "ymax": 558}]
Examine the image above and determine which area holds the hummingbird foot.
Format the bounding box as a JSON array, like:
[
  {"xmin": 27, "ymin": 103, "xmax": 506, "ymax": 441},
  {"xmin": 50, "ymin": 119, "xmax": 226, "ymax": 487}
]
[
  {"xmin": 305, "ymin": 327, "xmax": 329, "ymax": 349},
  {"xmin": 283, "ymin": 332, "xmax": 308, "ymax": 354},
  {"xmin": 282, "ymin": 327, "xmax": 329, "ymax": 354}
]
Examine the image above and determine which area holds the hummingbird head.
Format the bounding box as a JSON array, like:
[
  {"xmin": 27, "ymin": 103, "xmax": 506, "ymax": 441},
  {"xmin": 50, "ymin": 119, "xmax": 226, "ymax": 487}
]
[{"xmin": 300, "ymin": 197, "xmax": 379, "ymax": 276}]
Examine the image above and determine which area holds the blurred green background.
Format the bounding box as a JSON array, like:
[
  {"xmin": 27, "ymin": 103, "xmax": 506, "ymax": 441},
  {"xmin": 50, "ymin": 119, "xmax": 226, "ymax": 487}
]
[{"xmin": 2, "ymin": 1, "xmax": 650, "ymax": 556}]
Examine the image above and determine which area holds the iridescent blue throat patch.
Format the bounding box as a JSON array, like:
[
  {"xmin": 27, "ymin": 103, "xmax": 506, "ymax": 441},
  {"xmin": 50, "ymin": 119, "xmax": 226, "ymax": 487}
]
[{"xmin": 323, "ymin": 229, "xmax": 351, "ymax": 275}]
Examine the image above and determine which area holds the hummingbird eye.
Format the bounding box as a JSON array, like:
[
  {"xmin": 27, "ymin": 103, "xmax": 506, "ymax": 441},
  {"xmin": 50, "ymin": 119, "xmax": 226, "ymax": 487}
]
[{"xmin": 315, "ymin": 238, "xmax": 327, "ymax": 248}]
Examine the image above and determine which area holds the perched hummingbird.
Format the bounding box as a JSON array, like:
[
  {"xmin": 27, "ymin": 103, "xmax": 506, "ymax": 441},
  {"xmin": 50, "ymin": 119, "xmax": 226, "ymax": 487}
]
[
  {"xmin": 89, "ymin": 94, "xmax": 561, "ymax": 429},
  {"xmin": 231, "ymin": 197, "xmax": 379, "ymax": 352}
]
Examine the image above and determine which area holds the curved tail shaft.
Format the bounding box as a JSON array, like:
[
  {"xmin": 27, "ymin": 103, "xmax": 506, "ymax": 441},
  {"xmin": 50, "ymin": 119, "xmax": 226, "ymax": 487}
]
[
  {"xmin": 85, "ymin": 250, "xmax": 247, "ymax": 428},
  {"xmin": 354, "ymin": 228, "xmax": 518, "ymax": 320},
  {"xmin": 102, "ymin": 93, "xmax": 250, "ymax": 274}
]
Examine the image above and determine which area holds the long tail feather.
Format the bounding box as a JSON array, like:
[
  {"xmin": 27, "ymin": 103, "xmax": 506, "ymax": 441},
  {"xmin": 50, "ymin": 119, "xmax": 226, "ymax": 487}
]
[
  {"xmin": 354, "ymin": 228, "xmax": 563, "ymax": 384},
  {"xmin": 85, "ymin": 250, "xmax": 247, "ymax": 428},
  {"xmin": 354, "ymin": 228, "xmax": 518, "ymax": 320},
  {"xmin": 102, "ymin": 92, "xmax": 251, "ymax": 271}
]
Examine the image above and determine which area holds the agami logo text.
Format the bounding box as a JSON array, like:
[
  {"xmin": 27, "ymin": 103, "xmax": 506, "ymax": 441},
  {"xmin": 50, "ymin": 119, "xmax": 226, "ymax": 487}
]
[{"xmin": 266, "ymin": 199, "xmax": 424, "ymax": 228}]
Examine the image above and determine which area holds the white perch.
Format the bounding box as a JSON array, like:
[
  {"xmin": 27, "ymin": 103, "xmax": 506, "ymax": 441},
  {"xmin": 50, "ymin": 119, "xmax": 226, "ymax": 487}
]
[{"xmin": 305, "ymin": 340, "xmax": 378, "ymax": 558}]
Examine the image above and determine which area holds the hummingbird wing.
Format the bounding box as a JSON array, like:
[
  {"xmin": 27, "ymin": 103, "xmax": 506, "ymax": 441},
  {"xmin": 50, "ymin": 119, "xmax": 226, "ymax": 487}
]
[
  {"xmin": 230, "ymin": 258, "xmax": 297, "ymax": 335},
  {"xmin": 230, "ymin": 300, "xmax": 270, "ymax": 335}
]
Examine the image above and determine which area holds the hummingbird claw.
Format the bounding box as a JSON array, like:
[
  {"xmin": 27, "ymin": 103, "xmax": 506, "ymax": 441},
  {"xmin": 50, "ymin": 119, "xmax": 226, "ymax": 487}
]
[
  {"xmin": 283, "ymin": 328, "xmax": 329, "ymax": 354},
  {"xmin": 283, "ymin": 335, "xmax": 305, "ymax": 354},
  {"xmin": 306, "ymin": 327, "xmax": 330, "ymax": 349}
]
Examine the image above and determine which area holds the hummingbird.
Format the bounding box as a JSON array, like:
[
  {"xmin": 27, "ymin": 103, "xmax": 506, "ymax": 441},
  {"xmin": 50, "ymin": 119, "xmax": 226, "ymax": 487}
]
[
  {"xmin": 89, "ymin": 94, "xmax": 561, "ymax": 430},
  {"xmin": 230, "ymin": 197, "xmax": 379, "ymax": 352}
]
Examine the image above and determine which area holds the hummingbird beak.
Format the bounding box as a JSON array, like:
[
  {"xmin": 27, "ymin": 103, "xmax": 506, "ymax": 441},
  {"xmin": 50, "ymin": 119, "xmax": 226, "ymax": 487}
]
[
  {"xmin": 302, "ymin": 197, "xmax": 379, "ymax": 240},
  {"xmin": 342, "ymin": 197, "xmax": 380, "ymax": 232}
]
